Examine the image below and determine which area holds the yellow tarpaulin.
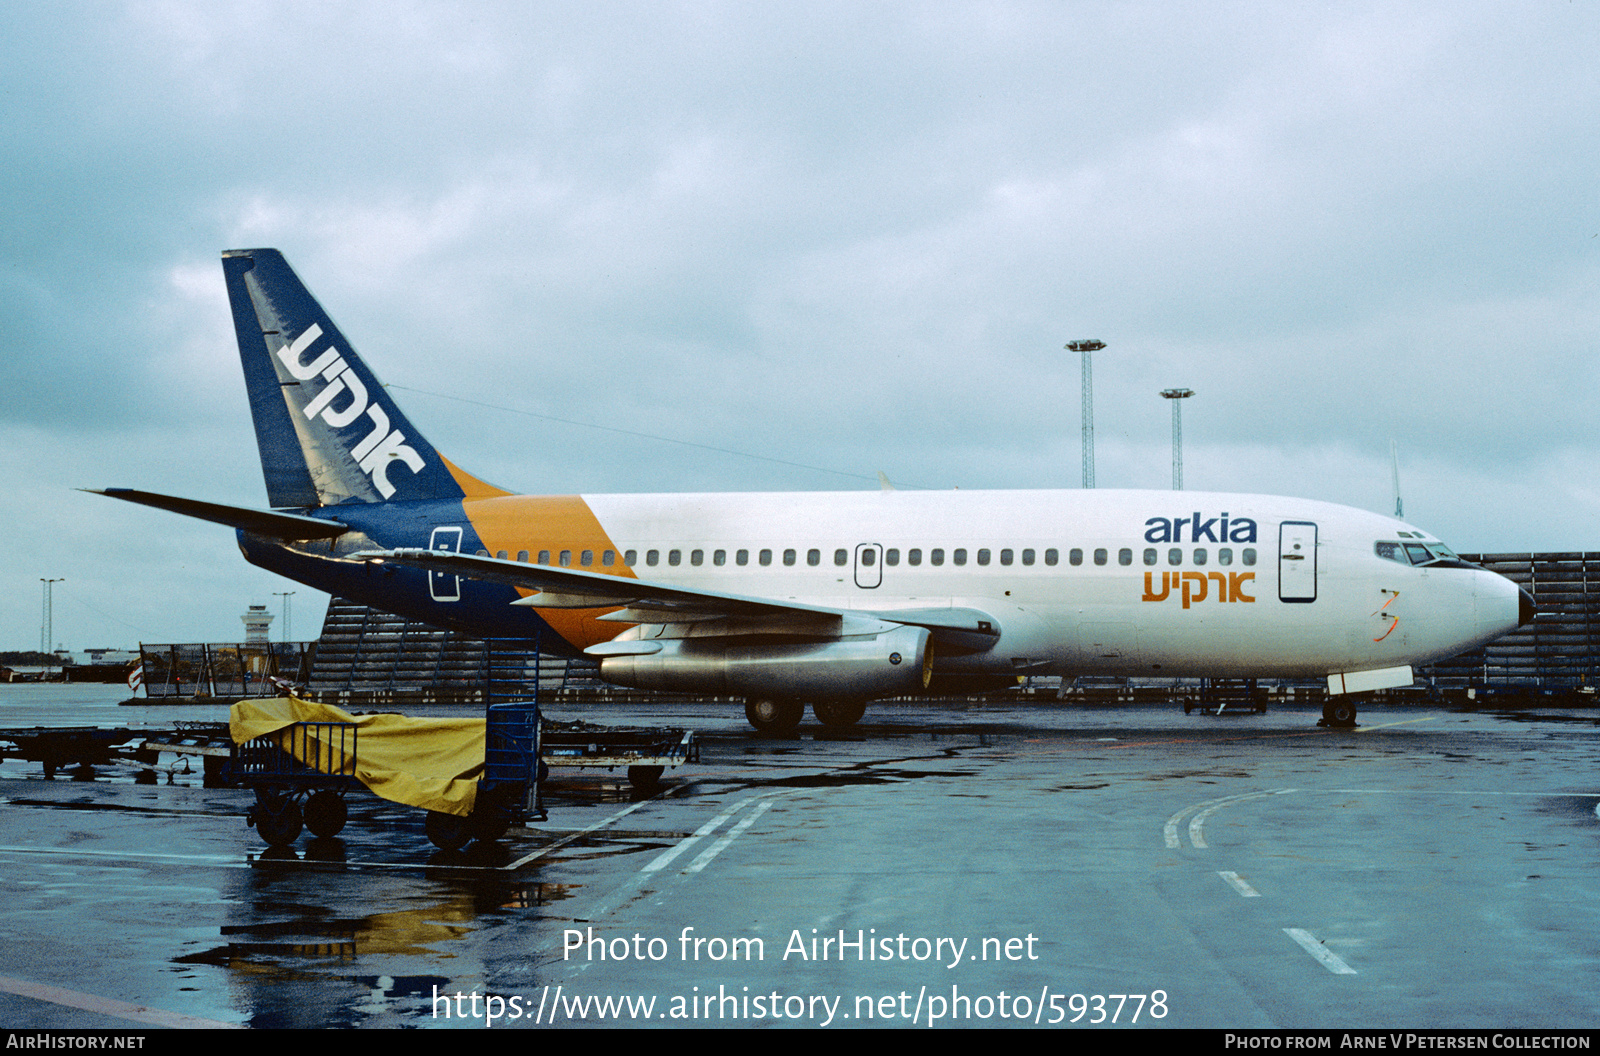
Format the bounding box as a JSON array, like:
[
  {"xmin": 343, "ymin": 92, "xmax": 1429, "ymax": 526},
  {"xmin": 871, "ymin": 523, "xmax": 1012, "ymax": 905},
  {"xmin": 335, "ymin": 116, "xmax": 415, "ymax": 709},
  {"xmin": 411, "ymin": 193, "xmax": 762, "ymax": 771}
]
[{"xmin": 229, "ymin": 697, "xmax": 486, "ymax": 816}]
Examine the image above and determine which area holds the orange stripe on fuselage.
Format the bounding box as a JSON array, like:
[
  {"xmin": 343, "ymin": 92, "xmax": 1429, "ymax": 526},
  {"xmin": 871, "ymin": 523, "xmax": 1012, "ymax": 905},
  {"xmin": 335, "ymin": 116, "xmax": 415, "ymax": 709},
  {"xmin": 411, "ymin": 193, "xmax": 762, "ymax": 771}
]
[{"xmin": 462, "ymin": 494, "xmax": 636, "ymax": 650}]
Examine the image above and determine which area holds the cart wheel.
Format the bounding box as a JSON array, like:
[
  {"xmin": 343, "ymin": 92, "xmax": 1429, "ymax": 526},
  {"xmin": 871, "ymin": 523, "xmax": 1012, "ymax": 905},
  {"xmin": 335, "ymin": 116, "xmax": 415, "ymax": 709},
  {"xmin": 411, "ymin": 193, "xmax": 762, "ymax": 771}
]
[
  {"xmin": 255, "ymin": 796, "xmax": 303, "ymax": 847},
  {"xmin": 304, "ymin": 791, "xmax": 348, "ymax": 838},
  {"xmin": 426, "ymin": 809, "xmax": 472, "ymax": 851},
  {"xmin": 469, "ymin": 795, "xmax": 512, "ymax": 842},
  {"xmin": 628, "ymin": 765, "xmax": 664, "ymax": 790}
]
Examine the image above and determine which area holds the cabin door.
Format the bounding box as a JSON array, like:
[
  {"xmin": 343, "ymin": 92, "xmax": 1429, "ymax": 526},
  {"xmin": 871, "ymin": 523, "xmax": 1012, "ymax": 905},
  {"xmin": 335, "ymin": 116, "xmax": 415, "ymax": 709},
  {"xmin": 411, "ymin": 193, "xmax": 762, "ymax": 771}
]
[
  {"xmin": 429, "ymin": 526, "xmax": 463, "ymax": 602},
  {"xmin": 1278, "ymin": 521, "xmax": 1317, "ymax": 603}
]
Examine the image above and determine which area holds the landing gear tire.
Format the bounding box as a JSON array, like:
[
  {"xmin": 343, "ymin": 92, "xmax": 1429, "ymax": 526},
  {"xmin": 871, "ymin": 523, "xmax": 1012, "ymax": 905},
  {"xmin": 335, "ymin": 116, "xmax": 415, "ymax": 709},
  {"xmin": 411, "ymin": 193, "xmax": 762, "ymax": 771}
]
[
  {"xmin": 1323, "ymin": 698, "xmax": 1358, "ymax": 727},
  {"xmin": 812, "ymin": 701, "xmax": 866, "ymax": 728},
  {"xmin": 426, "ymin": 809, "xmax": 473, "ymax": 852},
  {"xmin": 254, "ymin": 793, "xmax": 303, "ymax": 847},
  {"xmin": 304, "ymin": 790, "xmax": 347, "ymax": 838},
  {"xmin": 745, "ymin": 699, "xmax": 804, "ymax": 733}
]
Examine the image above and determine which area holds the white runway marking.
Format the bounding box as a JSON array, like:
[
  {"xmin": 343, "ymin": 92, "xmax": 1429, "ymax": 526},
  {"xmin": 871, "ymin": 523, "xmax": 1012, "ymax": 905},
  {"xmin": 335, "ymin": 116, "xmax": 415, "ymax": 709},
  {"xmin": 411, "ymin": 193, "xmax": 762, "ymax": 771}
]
[
  {"xmin": 588, "ymin": 790, "xmax": 794, "ymax": 917},
  {"xmin": 0, "ymin": 973, "xmax": 241, "ymax": 1029},
  {"xmin": 1284, "ymin": 928, "xmax": 1357, "ymax": 974},
  {"xmin": 1164, "ymin": 789, "xmax": 1295, "ymax": 848},
  {"xmin": 1218, "ymin": 870, "xmax": 1260, "ymax": 897}
]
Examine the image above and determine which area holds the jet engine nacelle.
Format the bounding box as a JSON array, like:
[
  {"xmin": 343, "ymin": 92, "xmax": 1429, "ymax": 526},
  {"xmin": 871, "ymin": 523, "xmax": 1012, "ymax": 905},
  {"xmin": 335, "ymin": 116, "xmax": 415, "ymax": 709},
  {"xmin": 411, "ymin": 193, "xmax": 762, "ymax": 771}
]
[{"xmin": 599, "ymin": 624, "xmax": 931, "ymax": 699}]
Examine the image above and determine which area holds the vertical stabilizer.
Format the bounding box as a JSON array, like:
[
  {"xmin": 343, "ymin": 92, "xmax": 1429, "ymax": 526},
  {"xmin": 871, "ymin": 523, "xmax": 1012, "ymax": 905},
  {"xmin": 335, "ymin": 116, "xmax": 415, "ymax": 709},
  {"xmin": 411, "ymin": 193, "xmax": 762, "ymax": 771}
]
[{"xmin": 223, "ymin": 249, "xmax": 471, "ymax": 508}]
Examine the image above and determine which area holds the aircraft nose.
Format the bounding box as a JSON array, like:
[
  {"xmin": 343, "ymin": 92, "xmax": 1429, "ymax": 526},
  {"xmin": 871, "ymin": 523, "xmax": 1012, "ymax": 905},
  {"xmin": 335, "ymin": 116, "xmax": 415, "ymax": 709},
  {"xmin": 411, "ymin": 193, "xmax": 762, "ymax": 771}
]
[{"xmin": 1518, "ymin": 586, "xmax": 1537, "ymax": 627}]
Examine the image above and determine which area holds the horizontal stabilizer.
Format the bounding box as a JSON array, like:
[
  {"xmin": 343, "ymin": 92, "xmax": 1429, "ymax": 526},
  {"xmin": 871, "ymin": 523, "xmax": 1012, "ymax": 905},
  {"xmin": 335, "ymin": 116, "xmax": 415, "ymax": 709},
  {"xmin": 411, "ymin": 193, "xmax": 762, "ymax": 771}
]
[{"xmin": 85, "ymin": 489, "xmax": 348, "ymax": 539}]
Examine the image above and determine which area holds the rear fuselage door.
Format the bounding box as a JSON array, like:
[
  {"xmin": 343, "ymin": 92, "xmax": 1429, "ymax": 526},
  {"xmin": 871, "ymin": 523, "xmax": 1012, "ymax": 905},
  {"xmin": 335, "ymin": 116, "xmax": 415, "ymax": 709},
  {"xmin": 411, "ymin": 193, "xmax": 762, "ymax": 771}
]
[
  {"xmin": 1278, "ymin": 521, "xmax": 1317, "ymax": 603},
  {"xmin": 429, "ymin": 526, "xmax": 463, "ymax": 602},
  {"xmin": 854, "ymin": 543, "xmax": 882, "ymax": 589}
]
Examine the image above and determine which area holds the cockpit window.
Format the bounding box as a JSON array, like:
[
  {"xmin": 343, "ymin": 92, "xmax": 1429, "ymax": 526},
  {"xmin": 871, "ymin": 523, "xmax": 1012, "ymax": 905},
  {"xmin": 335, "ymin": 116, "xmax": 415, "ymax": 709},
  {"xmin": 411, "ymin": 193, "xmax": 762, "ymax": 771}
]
[{"xmin": 1377, "ymin": 540, "xmax": 1474, "ymax": 569}]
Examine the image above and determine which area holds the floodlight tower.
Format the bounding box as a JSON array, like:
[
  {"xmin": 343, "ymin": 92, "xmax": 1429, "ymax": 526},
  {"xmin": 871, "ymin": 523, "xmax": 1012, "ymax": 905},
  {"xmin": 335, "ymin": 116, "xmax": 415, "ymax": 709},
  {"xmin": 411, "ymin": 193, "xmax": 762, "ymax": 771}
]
[
  {"xmin": 273, "ymin": 591, "xmax": 295, "ymax": 643},
  {"xmin": 1160, "ymin": 388, "xmax": 1194, "ymax": 490},
  {"xmin": 40, "ymin": 578, "xmax": 62, "ymax": 657},
  {"xmin": 1066, "ymin": 340, "xmax": 1107, "ymax": 488}
]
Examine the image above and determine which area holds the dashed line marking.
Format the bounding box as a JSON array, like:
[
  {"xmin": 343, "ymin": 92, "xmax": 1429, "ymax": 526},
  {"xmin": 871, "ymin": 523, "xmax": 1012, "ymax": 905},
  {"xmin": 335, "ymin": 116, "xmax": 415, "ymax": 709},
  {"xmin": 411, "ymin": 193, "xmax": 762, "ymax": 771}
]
[
  {"xmin": 1283, "ymin": 928, "xmax": 1357, "ymax": 974},
  {"xmin": 1218, "ymin": 870, "xmax": 1260, "ymax": 897}
]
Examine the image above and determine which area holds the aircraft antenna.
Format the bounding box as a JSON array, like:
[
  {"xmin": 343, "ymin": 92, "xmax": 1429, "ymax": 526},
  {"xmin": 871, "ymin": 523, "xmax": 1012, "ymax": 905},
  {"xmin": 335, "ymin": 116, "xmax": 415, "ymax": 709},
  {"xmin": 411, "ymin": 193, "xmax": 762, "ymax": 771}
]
[{"xmin": 1391, "ymin": 439, "xmax": 1403, "ymax": 518}]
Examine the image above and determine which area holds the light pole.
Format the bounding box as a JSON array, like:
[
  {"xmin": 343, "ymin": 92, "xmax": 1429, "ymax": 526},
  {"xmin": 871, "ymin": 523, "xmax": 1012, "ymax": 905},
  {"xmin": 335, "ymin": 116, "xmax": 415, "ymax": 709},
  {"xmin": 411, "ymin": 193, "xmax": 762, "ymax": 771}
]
[
  {"xmin": 1066, "ymin": 340, "xmax": 1107, "ymax": 488},
  {"xmin": 273, "ymin": 591, "xmax": 296, "ymax": 643},
  {"xmin": 1160, "ymin": 388, "xmax": 1194, "ymax": 490},
  {"xmin": 40, "ymin": 578, "xmax": 63, "ymax": 661}
]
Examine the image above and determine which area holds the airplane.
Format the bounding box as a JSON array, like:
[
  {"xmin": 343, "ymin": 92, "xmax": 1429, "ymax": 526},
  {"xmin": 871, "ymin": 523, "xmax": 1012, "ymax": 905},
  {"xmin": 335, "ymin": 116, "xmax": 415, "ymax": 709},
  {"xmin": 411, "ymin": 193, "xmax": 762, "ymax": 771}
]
[{"xmin": 92, "ymin": 248, "xmax": 1535, "ymax": 732}]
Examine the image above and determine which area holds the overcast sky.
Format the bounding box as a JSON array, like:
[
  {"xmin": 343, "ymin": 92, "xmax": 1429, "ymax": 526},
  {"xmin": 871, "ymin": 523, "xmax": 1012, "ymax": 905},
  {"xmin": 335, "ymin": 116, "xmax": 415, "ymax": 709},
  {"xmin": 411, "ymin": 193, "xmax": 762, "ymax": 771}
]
[{"xmin": 3, "ymin": 1, "xmax": 1596, "ymax": 653}]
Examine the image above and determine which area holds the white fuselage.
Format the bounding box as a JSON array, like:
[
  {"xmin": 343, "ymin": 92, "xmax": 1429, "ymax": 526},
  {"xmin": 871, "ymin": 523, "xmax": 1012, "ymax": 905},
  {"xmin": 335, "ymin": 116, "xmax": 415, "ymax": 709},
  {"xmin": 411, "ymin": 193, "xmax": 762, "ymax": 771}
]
[{"xmin": 559, "ymin": 488, "xmax": 1524, "ymax": 681}]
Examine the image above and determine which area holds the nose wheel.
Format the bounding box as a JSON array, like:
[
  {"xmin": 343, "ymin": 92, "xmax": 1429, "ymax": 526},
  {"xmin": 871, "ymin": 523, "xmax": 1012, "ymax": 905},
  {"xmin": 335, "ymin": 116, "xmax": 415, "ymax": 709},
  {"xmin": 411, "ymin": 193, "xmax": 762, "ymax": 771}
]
[{"xmin": 1321, "ymin": 698, "xmax": 1359, "ymax": 727}]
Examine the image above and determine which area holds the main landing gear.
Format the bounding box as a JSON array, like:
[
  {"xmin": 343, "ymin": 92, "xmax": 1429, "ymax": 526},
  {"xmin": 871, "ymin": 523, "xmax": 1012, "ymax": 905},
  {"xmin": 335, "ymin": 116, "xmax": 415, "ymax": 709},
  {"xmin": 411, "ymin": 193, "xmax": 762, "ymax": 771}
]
[{"xmin": 743, "ymin": 699, "xmax": 867, "ymax": 733}]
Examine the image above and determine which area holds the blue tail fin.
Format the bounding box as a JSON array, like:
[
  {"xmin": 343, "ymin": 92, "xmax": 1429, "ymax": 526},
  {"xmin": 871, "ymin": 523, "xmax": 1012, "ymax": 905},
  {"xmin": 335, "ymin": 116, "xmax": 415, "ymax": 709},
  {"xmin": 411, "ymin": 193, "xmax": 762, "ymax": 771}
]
[{"xmin": 223, "ymin": 249, "xmax": 475, "ymax": 508}]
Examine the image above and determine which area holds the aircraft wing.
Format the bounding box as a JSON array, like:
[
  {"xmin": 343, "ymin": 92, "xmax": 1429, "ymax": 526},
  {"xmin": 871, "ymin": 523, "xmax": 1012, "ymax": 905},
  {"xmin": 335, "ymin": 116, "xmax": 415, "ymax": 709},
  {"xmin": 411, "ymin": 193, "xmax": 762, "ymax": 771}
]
[{"xmin": 352, "ymin": 547, "xmax": 1001, "ymax": 648}]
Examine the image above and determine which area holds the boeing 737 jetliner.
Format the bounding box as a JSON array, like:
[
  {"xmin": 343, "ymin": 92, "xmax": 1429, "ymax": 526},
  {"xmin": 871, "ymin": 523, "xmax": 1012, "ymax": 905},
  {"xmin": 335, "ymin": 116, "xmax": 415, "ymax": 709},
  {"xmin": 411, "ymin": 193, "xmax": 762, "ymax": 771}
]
[{"xmin": 93, "ymin": 249, "xmax": 1533, "ymax": 730}]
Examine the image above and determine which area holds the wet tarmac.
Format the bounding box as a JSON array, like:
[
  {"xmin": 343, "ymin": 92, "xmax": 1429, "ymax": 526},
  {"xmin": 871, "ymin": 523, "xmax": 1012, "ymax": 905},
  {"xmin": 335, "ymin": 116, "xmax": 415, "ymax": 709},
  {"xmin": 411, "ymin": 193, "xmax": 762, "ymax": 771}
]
[{"xmin": 2, "ymin": 685, "xmax": 1599, "ymax": 1029}]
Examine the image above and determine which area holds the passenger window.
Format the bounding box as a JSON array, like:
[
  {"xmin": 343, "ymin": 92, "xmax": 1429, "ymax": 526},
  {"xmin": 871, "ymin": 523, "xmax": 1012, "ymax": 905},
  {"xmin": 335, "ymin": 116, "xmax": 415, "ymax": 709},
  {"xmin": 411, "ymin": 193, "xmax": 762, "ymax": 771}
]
[
  {"xmin": 690, "ymin": 549, "xmax": 703, "ymax": 566},
  {"xmin": 1021, "ymin": 549, "xmax": 1034, "ymax": 566},
  {"xmin": 1168, "ymin": 548, "xmax": 1181, "ymax": 566},
  {"xmin": 668, "ymin": 549, "xmax": 681, "ymax": 566},
  {"xmin": 517, "ymin": 550, "xmax": 528, "ymax": 562},
  {"xmin": 1144, "ymin": 548, "xmax": 1157, "ymax": 566},
  {"xmin": 559, "ymin": 550, "xmax": 572, "ymax": 567},
  {"xmin": 645, "ymin": 549, "xmax": 658, "ymax": 567},
  {"xmin": 1242, "ymin": 548, "xmax": 1257, "ymax": 566},
  {"xmin": 714, "ymin": 549, "xmax": 726, "ymax": 566},
  {"xmin": 977, "ymin": 549, "xmax": 990, "ymax": 566},
  {"xmin": 783, "ymin": 549, "xmax": 796, "ymax": 566},
  {"xmin": 1044, "ymin": 548, "xmax": 1058, "ymax": 566},
  {"xmin": 908, "ymin": 548, "xmax": 923, "ymax": 566},
  {"xmin": 1218, "ymin": 548, "xmax": 1232, "ymax": 566},
  {"xmin": 581, "ymin": 549, "xmax": 594, "ymax": 566},
  {"xmin": 1193, "ymin": 548, "xmax": 1206, "ymax": 566},
  {"xmin": 539, "ymin": 550, "xmax": 552, "ymax": 564},
  {"xmin": 931, "ymin": 548, "xmax": 945, "ymax": 566},
  {"xmin": 1000, "ymin": 549, "xmax": 1013, "ymax": 566},
  {"xmin": 736, "ymin": 549, "xmax": 749, "ymax": 566},
  {"xmin": 1118, "ymin": 548, "xmax": 1132, "ymax": 566},
  {"xmin": 861, "ymin": 549, "xmax": 876, "ymax": 567},
  {"xmin": 623, "ymin": 550, "xmax": 636, "ymax": 566},
  {"xmin": 496, "ymin": 550, "xmax": 508, "ymax": 560},
  {"xmin": 602, "ymin": 550, "xmax": 615, "ymax": 566},
  {"xmin": 954, "ymin": 548, "xmax": 968, "ymax": 566},
  {"xmin": 759, "ymin": 549, "xmax": 772, "ymax": 566},
  {"xmin": 1070, "ymin": 548, "xmax": 1083, "ymax": 566},
  {"xmin": 475, "ymin": 549, "xmax": 488, "ymax": 557},
  {"xmin": 1094, "ymin": 548, "xmax": 1107, "ymax": 566},
  {"xmin": 834, "ymin": 549, "xmax": 848, "ymax": 566},
  {"xmin": 807, "ymin": 549, "xmax": 821, "ymax": 566},
  {"xmin": 886, "ymin": 549, "xmax": 900, "ymax": 566}
]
